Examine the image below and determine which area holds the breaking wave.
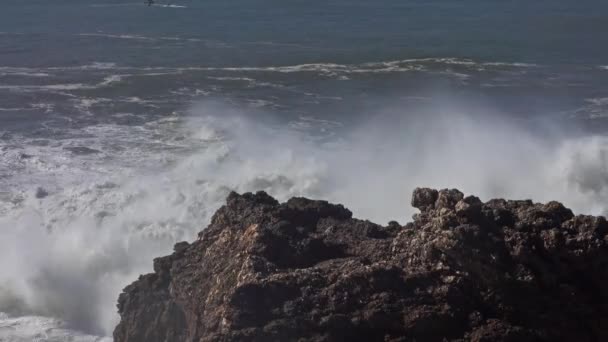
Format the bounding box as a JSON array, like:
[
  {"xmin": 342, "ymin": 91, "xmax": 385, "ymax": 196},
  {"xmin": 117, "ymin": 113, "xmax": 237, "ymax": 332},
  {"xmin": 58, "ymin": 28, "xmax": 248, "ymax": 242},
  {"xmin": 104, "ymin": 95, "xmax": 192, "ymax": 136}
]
[
  {"xmin": 156, "ymin": 4, "xmax": 187, "ymax": 8},
  {"xmin": 0, "ymin": 57, "xmax": 540, "ymax": 75},
  {"xmin": 78, "ymin": 33, "xmax": 199, "ymax": 42},
  {"xmin": 2, "ymin": 99, "xmax": 608, "ymax": 340}
]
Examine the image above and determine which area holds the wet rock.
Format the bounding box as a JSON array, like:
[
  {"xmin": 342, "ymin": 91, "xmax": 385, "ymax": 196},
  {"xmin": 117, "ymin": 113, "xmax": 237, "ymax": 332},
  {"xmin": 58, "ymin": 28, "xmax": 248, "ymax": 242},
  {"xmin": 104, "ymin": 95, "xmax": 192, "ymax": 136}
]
[
  {"xmin": 35, "ymin": 187, "xmax": 48, "ymax": 199},
  {"xmin": 64, "ymin": 146, "xmax": 101, "ymax": 155},
  {"xmin": 114, "ymin": 189, "xmax": 608, "ymax": 342},
  {"xmin": 96, "ymin": 182, "xmax": 118, "ymax": 189}
]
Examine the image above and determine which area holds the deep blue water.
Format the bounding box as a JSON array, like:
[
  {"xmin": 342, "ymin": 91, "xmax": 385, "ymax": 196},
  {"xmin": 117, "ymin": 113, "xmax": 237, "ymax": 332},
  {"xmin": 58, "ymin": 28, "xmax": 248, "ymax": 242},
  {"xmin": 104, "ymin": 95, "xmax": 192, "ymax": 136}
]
[
  {"xmin": 1, "ymin": 0, "xmax": 608, "ymax": 136},
  {"xmin": 2, "ymin": 0, "xmax": 608, "ymax": 67}
]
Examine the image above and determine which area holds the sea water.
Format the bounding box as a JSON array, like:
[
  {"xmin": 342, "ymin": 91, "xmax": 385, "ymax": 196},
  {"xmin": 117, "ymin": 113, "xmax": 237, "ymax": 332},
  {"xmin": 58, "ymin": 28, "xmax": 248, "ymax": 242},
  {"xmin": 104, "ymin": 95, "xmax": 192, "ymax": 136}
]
[{"xmin": 1, "ymin": 0, "xmax": 608, "ymax": 340}]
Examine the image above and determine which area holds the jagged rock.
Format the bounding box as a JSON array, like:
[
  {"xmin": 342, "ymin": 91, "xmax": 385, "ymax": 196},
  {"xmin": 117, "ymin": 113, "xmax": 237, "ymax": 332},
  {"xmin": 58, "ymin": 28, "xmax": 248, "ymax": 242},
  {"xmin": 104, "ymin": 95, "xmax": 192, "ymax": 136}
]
[
  {"xmin": 114, "ymin": 189, "xmax": 608, "ymax": 342},
  {"xmin": 411, "ymin": 187, "xmax": 438, "ymax": 210},
  {"xmin": 35, "ymin": 187, "xmax": 48, "ymax": 199}
]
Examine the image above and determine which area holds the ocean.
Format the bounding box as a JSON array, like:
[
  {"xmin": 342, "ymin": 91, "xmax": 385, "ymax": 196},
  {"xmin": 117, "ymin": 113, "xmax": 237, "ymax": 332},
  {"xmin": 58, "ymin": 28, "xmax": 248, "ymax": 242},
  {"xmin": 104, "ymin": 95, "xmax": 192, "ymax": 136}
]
[{"xmin": 1, "ymin": 0, "xmax": 608, "ymax": 340}]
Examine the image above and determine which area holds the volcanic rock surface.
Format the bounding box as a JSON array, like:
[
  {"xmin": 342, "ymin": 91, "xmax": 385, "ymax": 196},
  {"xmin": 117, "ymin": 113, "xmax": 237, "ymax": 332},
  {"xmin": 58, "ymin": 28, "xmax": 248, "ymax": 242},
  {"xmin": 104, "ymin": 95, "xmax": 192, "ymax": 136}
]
[{"xmin": 114, "ymin": 188, "xmax": 608, "ymax": 342}]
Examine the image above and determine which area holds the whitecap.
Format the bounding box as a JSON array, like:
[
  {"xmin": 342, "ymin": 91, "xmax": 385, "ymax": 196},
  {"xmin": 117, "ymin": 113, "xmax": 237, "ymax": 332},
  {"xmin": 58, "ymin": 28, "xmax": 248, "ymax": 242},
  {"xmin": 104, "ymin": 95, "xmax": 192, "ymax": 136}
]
[
  {"xmin": 0, "ymin": 75, "xmax": 125, "ymax": 93},
  {"xmin": 90, "ymin": 3, "xmax": 140, "ymax": 7},
  {"xmin": 156, "ymin": 4, "xmax": 187, "ymax": 8},
  {"xmin": 0, "ymin": 108, "xmax": 29, "ymax": 112},
  {"xmin": 207, "ymin": 76, "xmax": 256, "ymax": 82},
  {"xmin": 99, "ymin": 75, "xmax": 124, "ymax": 86},
  {"xmin": 0, "ymin": 71, "xmax": 50, "ymax": 77},
  {"xmin": 78, "ymin": 33, "xmax": 155, "ymax": 41},
  {"xmin": 0, "ymin": 83, "xmax": 90, "ymax": 91},
  {"xmin": 80, "ymin": 62, "xmax": 118, "ymax": 70},
  {"xmin": 483, "ymin": 62, "xmax": 538, "ymax": 67}
]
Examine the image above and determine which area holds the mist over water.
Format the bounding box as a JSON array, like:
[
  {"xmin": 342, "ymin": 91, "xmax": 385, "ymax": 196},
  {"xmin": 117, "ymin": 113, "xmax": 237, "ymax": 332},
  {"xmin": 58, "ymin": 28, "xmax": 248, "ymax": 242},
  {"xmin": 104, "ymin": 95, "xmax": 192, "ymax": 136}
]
[{"xmin": 2, "ymin": 98, "xmax": 608, "ymax": 339}]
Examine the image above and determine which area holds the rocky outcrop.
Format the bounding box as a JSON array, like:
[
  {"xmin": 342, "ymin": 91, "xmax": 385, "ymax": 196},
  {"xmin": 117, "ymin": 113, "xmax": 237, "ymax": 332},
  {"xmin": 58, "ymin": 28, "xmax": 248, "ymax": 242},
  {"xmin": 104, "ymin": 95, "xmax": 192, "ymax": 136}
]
[{"xmin": 114, "ymin": 188, "xmax": 608, "ymax": 342}]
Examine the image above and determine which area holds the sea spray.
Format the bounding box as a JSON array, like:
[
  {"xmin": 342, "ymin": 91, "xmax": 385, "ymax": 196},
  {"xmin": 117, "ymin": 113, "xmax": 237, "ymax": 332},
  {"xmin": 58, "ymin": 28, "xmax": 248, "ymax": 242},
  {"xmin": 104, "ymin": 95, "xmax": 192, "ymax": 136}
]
[{"xmin": 1, "ymin": 100, "xmax": 608, "ymax": 338}]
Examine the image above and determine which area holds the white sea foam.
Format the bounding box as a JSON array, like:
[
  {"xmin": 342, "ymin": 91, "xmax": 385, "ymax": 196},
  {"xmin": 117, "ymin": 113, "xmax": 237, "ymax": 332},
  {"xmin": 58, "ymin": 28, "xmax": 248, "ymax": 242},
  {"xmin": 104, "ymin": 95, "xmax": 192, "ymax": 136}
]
[
  {"xmin": 207, "ymin": 76, "xmax": 256, "ymax": 82},
  {"xmin": 0, "ymin": 58, "xmax": 541, "ymax": 87},
  {"xmin": 80, "ymin": 62, "xmax": 119, "ymax": 70},
  {"xmin": 575, "ymin": 97, "xmax": 608, "ymax": 119},
  {"xmin": 45, "ymin": 62, "xmax": 120, "ymax": 71},
  {"xmin": 99, "ymin": 75, "xmax": 124, "ymax": 86},
  {"xmin": 483, "ymin": 62, "xmax": 537, "ymax": 67},
  {"xmin": 0, "ymin": 105, "xmax": 331, "ymax": 338},
  {"xmin": 178, "ymin": 57, "xmax": 532, "ymax": 76},
  {"xmin": 0, "ymin": 71, "xmax": 50, "ymax": 77},
  {"xmin": 0, "ymin": 108, "xmax": 29, "ymax": 112},
  {"xmin": 0, "ymin": 68, "xmax": 605, "ymax": 341},
  {"xmin": 90, "ymin": 3, "xmax": 140, "ymax": 8},
  {"xmin": 78, "ymin": 33, "xmax": 156, "ymax": 41},
  {"xmin": 79, "ymin": 33, "xmax": 197, "ymax": 42},
  {"xmin": 0, "ymin": 74, "xmax": 125, "ymax": 93},
  {"xmin": 0, "ymin": 83, "xmax": 90, "ymax": 91},
  {"xmin": 3, "ymin": 100, "xmax": 608, "ymax": 339},
  {"xmin": 30, "ymin": 103, "xmax": 55, "ymax": 113},
  {"xmin": 156, "ymin": 4, "xmax": 187, "ymax": 8},
  {"xmin": 586, "ymin": 97, "xmax": 608, "ymax": 106},
  {"xmin": 0, "ymin": 315, "xmax": 112, "ymax": 342}
]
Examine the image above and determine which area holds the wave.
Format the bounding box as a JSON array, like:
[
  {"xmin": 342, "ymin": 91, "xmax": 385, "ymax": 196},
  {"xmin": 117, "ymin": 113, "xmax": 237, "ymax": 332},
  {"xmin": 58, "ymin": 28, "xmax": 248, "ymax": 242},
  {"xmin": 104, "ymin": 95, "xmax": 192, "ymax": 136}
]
[
  {"xmin": 0, "ymin": 314, "xmax": 111, "ymax": 342},
  {"xmin": 365, "ymin": 57, "xmax": 537, "ymax": 68},
  {"xmin": 0, "ymin": 108, "xmax": 29, "ymax": 112},
  {"xmin": 0, "ymin": 83, "xmax": 90, "ymax": 91},
  {"xmin": 206, "ymin": 76, "xmax": 256, "ymax": 82},
  {"xmin": 0, "ymin": 67, "xmax": 44, "ymax": 73},
  {"xmin": 78, "ymin": 62, "xmax": 119, "ymax": 70},
  {"xmin": 0, "ymin": 71, "xmax": 50, "ymax": 77},
  {"xmin": 206, "ymin": 76, "xmax": 286, "ymax": 90},
  {"xmin": 31, "ymin": 103, "xmax": 55, "ymax": 113},
  {"xmin": 156, "ymin": 4, "xmax": 187, "ymax": 8},
  {"xmin": 483, "ymin": 62, "xmax": 538, "ymax": 67},
  {"xmin": 78, "ymin": 33, "xmax": 156, "ymax": 41},
  {"xmin": 0, "ymin": 58, "xmax": 493, "ymax": 95},
  {"xmin": 586, "ymin": 97, "xmax": 608, "ymax": 106},
  {"xmin": 3, "ymin": 100, "xmax": 608, "ymax": 341},
  {"xmin": 88, "ymin": 2, "xmax": 188, "ymax": 9},
  {"xmin": 181, "ymin": 58, "xmax": 535, "ymax": 75},
  {"xmin": 90, "ymin": 3, "xmax": 140, "ymax": 7},
  {"xmin": 0, "ymin": 74, "xmax": 126, "ymax": 93},
  {"xmin": 98, "ymin": 75, "xmax": 123, "ymax": 86},
  {"xmin": 246, "ymin": 99, "xmax": 277, "ymax": 108},
  {"xmin": 78, "ymin": 33, "xmax": 199, "ymax": 43},
  {"xmin": 0, "ymin": 57, "xmax": 540, "ymax": 76},
  {"xmin": 574, "ymin": 97, "xmax": 608, "ymax": 119}
]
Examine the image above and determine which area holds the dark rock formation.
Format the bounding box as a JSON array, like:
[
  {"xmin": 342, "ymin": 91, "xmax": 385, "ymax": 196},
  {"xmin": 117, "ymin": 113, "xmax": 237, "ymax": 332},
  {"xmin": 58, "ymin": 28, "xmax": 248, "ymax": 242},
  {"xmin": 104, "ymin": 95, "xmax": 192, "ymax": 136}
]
[
  {"xmin": 35, "ymin": 187, "xmax": 49, "ymax": 199},
  {"xmin": 114, "ymin": 188, "xmax": 608, "ymax": 342},
  {"xmin": 64, "ymin": 146, "xmax": 101, "ymax": 155}
]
